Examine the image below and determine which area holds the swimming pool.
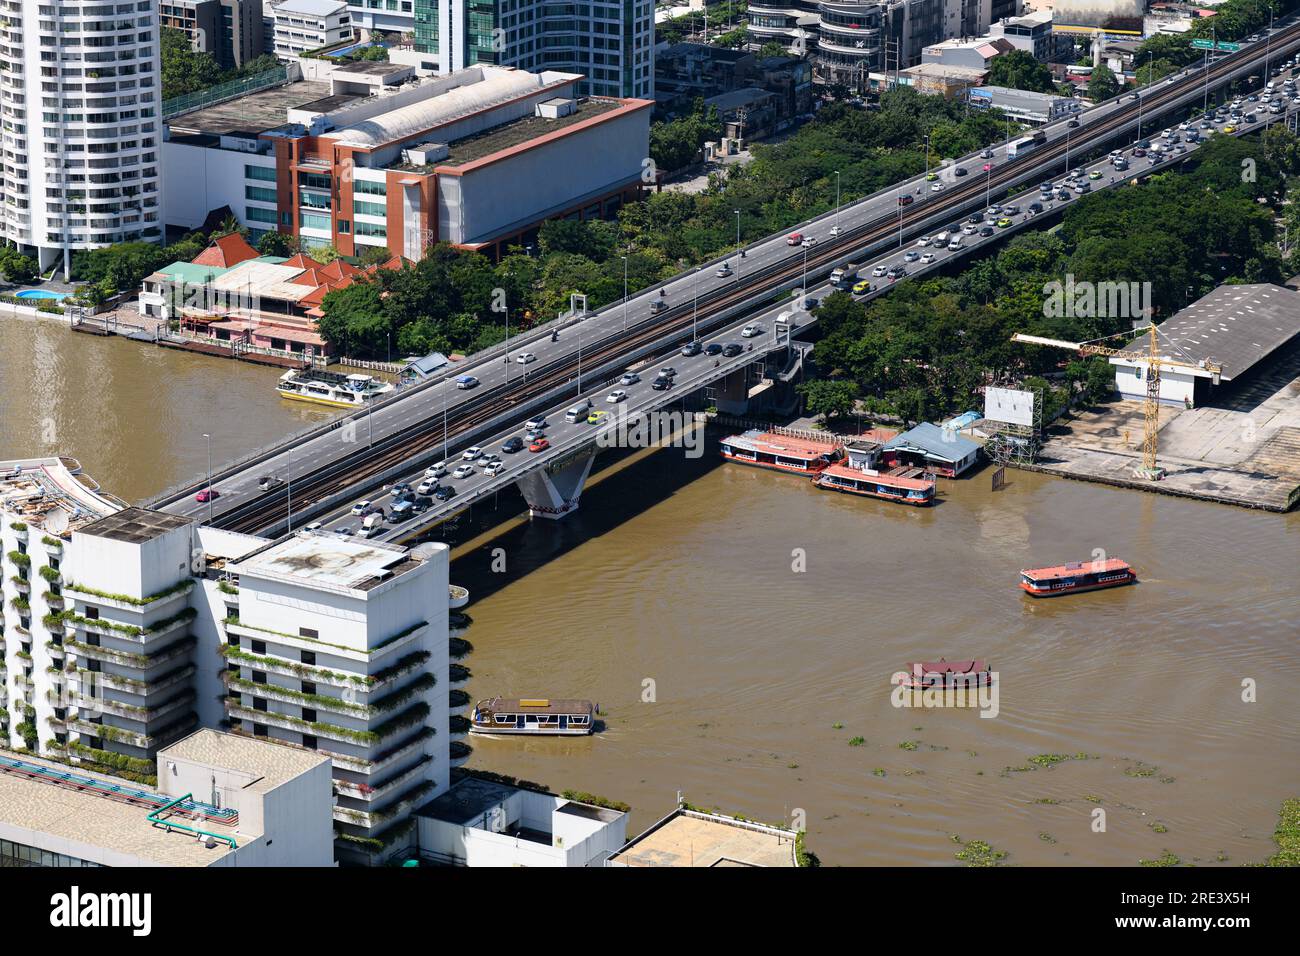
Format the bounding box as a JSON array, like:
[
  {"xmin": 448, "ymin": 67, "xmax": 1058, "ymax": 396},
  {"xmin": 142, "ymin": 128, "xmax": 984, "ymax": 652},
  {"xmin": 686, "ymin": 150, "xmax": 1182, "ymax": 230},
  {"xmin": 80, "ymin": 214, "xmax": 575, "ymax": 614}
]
[{"xmin": 15, "ymin": 289, "xmax": 69, "ymax": 301}]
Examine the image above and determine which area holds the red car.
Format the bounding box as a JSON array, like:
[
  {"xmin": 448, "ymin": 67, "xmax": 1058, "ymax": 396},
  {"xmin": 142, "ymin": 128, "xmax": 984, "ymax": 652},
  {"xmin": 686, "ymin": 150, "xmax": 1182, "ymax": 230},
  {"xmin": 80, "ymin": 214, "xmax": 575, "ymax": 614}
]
[
  {"xmin": 195, "ymin": 489, "xmax": 220, "ymax": 503},
  {"xmin": 529, "ymin": 438, "xmax": 550, "ymax": 453}
]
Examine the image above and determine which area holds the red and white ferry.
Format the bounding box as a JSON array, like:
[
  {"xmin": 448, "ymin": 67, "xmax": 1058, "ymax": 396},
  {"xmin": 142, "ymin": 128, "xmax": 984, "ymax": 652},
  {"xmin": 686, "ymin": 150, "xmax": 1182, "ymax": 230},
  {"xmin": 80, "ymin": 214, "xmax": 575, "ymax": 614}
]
[
  {"xmin": 719, "ymin": 430, "xmax": 841, "ymax": 475},
  {"xmin": 813, "ymin": 462, "xmax": 935, "ymax": 505},
  {"xmin": 1019, "ymin": 558, "xmax": 1137, "ymax": 597},
  {"xmin": 899, "ymin": 658, "xmax": 992, "ymax": 689}
]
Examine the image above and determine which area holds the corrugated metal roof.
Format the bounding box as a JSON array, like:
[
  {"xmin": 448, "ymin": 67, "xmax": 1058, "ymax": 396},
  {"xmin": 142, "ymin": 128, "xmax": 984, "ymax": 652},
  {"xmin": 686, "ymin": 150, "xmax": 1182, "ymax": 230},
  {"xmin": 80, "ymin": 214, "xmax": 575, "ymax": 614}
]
[{"xmin": 883, "ymin": 422, "xmax": 980, "ymax": 461}]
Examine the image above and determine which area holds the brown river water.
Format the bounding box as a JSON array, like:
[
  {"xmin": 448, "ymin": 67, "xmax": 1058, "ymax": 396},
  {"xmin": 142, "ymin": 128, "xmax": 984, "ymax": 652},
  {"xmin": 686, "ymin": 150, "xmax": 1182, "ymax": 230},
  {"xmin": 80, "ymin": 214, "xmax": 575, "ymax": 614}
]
[{"xmin": 3, "ymin": 314, "xmax": 1297, "ymax": 865}]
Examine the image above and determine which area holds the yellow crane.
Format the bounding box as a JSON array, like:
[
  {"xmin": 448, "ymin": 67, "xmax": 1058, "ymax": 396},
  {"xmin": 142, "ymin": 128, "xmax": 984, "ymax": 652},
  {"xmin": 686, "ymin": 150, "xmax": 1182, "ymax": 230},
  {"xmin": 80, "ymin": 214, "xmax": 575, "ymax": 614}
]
[{"xmin": 1012, "ymin": 325, "xmax": 1223, "ymax": 479}]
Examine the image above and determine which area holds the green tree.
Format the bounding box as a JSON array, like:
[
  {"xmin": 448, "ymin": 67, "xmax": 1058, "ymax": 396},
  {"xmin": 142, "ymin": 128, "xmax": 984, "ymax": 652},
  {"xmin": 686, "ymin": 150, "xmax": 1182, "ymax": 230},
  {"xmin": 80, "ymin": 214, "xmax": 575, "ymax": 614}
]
[
  {"xmin": 1088, "ymin": 64, "xmax": 1121, "ymax": 103},
  {"xmin": 987, "ymin": 50, "xmax": 1057, "ymax": 94},
  {"xmin": 256, "ymin": 231, "xmax": 301, "ymax": 258},
  {"xmin": 798, "ymin": 379, "xmax": 860, "ymax": 422},
  {"xmin": 160, "ymin": 27, "xmax": 223, "ymax": 99}
]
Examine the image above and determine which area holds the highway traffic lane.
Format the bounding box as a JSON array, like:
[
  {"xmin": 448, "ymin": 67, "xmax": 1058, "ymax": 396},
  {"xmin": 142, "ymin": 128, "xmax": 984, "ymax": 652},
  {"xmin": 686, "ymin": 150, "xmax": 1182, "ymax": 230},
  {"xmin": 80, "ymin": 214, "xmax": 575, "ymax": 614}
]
[{"xmin": 317, "ymin": 318, "xmax": 795, "ymax": 538}]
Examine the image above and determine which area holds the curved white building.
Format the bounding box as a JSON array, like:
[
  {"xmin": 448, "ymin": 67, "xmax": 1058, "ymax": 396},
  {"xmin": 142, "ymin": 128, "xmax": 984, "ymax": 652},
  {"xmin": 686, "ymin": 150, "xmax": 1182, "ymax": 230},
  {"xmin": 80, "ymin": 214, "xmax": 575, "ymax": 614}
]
[{"xmin": 0, "ymin": 1, "xmax": 163, "ymax": 277}]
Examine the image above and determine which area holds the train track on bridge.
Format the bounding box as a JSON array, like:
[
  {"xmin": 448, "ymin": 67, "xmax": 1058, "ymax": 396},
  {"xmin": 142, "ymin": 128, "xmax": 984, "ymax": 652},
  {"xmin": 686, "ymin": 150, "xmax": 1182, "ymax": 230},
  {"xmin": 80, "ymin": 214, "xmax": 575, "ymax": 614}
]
[{"xmin": 211, "ymin": 26, "xmax": 1300, "ymax": 536}]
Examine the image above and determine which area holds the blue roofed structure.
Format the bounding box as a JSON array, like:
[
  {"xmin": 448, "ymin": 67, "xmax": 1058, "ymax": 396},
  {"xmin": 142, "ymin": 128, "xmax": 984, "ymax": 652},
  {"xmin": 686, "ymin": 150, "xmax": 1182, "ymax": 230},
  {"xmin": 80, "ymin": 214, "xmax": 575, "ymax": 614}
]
[{"xmin": 883, "ymin": 422, "xmax": 982, "ymax": 477}]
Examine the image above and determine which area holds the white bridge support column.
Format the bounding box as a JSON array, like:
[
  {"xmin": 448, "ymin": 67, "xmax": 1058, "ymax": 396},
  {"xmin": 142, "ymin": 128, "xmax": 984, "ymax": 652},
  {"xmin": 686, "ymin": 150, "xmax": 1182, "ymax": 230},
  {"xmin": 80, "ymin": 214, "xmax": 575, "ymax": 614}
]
[{"xmin": 515, "ymin": 449, "xmax": 597, "ymax": 519}]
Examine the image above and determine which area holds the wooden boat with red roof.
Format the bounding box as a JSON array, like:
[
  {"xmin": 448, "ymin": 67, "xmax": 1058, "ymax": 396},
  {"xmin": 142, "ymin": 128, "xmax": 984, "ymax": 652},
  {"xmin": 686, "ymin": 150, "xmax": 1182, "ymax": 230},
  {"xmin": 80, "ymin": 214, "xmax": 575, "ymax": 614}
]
[
  {"xmin": 1019, "ymin": 558, "xmax": 1137, "ymax": 597},
  {"xmin": 719, "ymin": 429, "xmax": 841, "ymax": 476},
  {"xmin": 814, "ymin": 462, "xmax": 935, "ymax": 505}
]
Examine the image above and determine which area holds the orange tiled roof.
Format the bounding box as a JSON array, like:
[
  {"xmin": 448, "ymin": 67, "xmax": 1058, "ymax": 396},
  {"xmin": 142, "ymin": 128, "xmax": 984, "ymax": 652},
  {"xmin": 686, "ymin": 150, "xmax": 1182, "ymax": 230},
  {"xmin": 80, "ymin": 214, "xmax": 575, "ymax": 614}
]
[{"xmin": 192, "ymin": 232, "xmax": 260, "ymax": 269}]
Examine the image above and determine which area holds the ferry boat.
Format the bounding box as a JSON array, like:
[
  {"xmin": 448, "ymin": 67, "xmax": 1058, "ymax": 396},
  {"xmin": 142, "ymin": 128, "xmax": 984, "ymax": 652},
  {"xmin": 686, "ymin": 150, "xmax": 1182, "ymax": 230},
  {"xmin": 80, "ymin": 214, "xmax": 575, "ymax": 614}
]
[
  {"xmin": 899, "ymin": 658, "xmax": 991, "ymax": 689},
  {"xmin": 720, "ymin": 430, "xmax": 841, "ymax": 475},
  {"xmin": 1020, "ymin": 558, "xmax": 1137, "ymax": 597},
  {"xmin": 813, "ymin": 462, "xmax": 935, "ymax": 505},
  {"xmin": 469, "ymin": 697, "xmax": 595, "ymax": 736},
  {"xmin": 276, "ymin": 368, "xmax": 394, "ymax": 408}
]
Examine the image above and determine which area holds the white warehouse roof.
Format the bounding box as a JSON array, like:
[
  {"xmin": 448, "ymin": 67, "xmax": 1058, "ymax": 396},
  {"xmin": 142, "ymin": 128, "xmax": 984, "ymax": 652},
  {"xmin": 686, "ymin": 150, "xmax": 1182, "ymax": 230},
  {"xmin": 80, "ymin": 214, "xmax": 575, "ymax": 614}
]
[{"xmin": 329, "ymin": 70, "xmax": 548, "ymax": 148}]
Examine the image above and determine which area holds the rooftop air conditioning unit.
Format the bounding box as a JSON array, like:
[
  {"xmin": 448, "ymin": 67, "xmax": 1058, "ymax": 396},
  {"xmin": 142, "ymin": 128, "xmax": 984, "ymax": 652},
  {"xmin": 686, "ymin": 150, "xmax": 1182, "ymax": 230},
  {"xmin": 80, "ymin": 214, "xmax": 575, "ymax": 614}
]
[
  {"xmin": 403, "ymin": 142, "xmax": 449, "ymax": 165},
  {"xmin": 536, "ymin": 97, "xmax": 577, "ymax": 119}
]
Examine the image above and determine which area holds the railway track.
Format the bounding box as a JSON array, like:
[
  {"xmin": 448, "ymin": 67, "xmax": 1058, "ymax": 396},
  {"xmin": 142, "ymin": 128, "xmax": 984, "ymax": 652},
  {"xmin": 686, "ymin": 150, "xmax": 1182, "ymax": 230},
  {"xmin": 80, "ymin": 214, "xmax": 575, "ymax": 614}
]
[{"xmin": 214, "ymin": 28, "xmax": 1300, "ymax": 535}]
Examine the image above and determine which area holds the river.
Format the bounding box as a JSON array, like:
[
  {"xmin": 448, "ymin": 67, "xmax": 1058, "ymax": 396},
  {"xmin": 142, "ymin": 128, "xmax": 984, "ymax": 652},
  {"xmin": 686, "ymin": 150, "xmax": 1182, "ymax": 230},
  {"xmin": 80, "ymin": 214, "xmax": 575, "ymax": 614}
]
[
  {"xmin": 3, "ymin": 314, "xmax": 1296, "ymax": 866},
  {"xmin": 0, "ymin": 313, "xmax": 335, "ymax": 503}
]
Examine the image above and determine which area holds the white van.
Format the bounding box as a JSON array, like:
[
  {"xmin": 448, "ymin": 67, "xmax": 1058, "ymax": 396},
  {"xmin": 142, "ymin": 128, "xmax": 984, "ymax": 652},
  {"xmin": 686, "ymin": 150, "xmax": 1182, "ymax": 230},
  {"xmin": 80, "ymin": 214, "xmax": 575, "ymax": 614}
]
[
  {"xmin": 947, "ymin": 235, "xmax": 964, "ymax": 251},
  {"xmin": 934, "ymin": 230, "xmax": 950, "ymax": 244},
  {"xmin": 362, "ymin": 512, "xmax": 385, "ymax": 537},
  {"xmin": 564, "ymin": 399, "xmax": 593, "ymax": 423}
]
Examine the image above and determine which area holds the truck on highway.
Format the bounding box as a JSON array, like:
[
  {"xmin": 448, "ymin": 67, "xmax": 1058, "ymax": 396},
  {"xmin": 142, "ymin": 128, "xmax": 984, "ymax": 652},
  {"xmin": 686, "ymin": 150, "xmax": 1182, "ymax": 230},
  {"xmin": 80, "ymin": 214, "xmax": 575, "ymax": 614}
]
[
  {"xmin": 830, "ymin": 262, "xmax": 861, "ymax": 289},
  {"xmin": 362, "ymin": 511, "xmax": 386, "ymax": 537}
]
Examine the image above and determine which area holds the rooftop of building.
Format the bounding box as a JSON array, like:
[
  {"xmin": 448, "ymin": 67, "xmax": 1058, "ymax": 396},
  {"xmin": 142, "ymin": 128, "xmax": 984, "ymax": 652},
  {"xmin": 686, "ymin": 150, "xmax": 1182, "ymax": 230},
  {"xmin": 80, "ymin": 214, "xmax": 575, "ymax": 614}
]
[
  {"xmin": 706, "ymin": 87, "xmax": 777, "ymax": 112},
  {"xmin": 229, "ymin": 530, "xmax": 424, "ymax": 593},
  {"xmin": 78, "ymin": 505, "xmax": 193, "ymax": 544},
  {"xmin": 325, "ymin": 67, "xmax": 578, "ymax": 150},
  {"xmin": 273, "ymin": 0, "xmax": 349, "ymax": 15},
  {"xmin": 0, "ymin": 753, "xmax": 234, "ymax": 866},
  {"xmin": 432, "ymin": 96, "xmax": 627, "ymax": 169},
  {"xmin": 417, "ymin": 775, "xmax": 623, "ymax": 827},
  {"xmin": 161, "ymin": 728, "xmax": 328, "ymax": 794},
  {"xmin": 659, "ymin": 41, "xmax": 754, "ymax": 63},
  {"xmin": 333, "ymin": 60, "xmax": 410, "ymax": 78},
  {"xmin": 165, "ymin": 79, "xmax": 335, "ymax": 138},
  {"xmin": 0, "ymin": 457, "xmax": 121, "ymax": 535},
  {"xmin": 610, "ymin": 807, "xmax": 798, "ymax": 867},
  {"xmin": 1125, "ymin": 283, "xmax": 1300, "ymax": 381},
  {"xmin": 883, "ymin": 422, "xmax": 982, "ymax": 460},
  {"xmin": 903, "ymin": 63, "xmax": 990, "ymax": 81}
]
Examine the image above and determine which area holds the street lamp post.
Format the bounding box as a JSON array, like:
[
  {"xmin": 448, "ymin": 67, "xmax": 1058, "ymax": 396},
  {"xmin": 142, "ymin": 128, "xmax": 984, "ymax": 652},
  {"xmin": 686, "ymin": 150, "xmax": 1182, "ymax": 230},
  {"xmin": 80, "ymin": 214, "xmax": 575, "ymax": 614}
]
[
  {"xmin": 833, "ymin": 170, "xmax": 841, "ymax": 236},
  {"xmin": 734, "ymin": 208, "xmax": 741, "ymax": 278},
  {"xmin": 203, "ymin": 433, "xmax": 213, "ymax": 526},
  {"xmin": 286, "ymin": 449, "xmax": 293, "ymax": 533},
  {"xmin": 621, "ymin": 255, "xmax": 629, "ymax": 332},
  {"xmin": 692, "ymin": 270, "xmax": 700, "ymax": 341}
]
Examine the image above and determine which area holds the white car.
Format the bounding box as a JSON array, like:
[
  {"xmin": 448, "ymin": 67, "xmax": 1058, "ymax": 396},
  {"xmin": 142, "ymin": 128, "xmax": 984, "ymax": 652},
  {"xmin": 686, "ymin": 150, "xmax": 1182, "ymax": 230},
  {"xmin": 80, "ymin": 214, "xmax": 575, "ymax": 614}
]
[
  {"xmin": 962, "ymin": 224, "xmax": 978, "ymax": 235},
  {"xmin": 452, "ymin": 465, "xmax": 475, "ymax": 479},
  {"xmin": 986, "ymin": 205, "xmax": 1001, "ymax": 216},
  {"xmin": 349, "ymin": 500, "xmax": 372, "ymax": 516},
  {"xmin": 741, "ymin": 324, "xmax": 762, "ymax": 338},
  {"xmin": 916, "ymin": 236, "xmax": 931, "ymax": 247},
  {"xmin": 930, "ymin": 182, "xmax": 945, "ymax": 192},
  {"xmin": 304, "ymin": 522, "xmax": 323, "ymax": 532},
  {"xmin": 462, "ymin": 446, "xmax": 483, "ymax": 461},
  {"xmin": 525, "ymin": 416, "xmax": 548, "ymax": 430},
  {"xmin": 484, "ymin": 461, "xmax": 505, "ymax": 477},
  {"xmin": 800, "ymin": 236, "xmax": 817, "ymax": 248},
  {"xmin": 516, "ymin": 352, "xmax": 536, "ymax": 365},
  {"xmin": 920, "ymin": 253, "xmax": 937, "ymax": 264},
  {"xmin": 424, "ymin": 463, "xmax": 447, "ymax": 479},
  {"xmin": 872, "ymin": 265, "xmax": 889, "ymax": 277},
  {"xmin": 829, "ymin": 225, "xmax": 842, "ymax": 238},
  {"xmin": 417, "ymin": 479, "xmax": 438, "ymax": 495},
  {"xmin": 606, "ymin": 389, "xmax": 628, "ymax": 403}
]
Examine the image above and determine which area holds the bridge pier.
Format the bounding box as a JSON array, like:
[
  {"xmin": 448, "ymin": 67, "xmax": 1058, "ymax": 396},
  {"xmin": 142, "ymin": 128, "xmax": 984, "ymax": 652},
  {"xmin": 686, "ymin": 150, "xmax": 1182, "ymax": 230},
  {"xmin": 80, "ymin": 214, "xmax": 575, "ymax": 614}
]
[
  {"xmin": 515, "ymin": 449, "xmax": 596, "ymax": 519},
  {"xmin": 713, "ymin": 368, "xmax": 752, "ymax": 416}
]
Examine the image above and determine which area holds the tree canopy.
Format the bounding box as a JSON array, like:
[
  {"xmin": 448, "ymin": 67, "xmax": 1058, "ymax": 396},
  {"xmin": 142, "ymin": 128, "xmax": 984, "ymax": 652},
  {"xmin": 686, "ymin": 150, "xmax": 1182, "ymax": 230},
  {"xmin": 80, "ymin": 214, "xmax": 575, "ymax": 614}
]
[{"xmin": 987, "ymin": 50, "xmax": 1057, "ymax": 94}]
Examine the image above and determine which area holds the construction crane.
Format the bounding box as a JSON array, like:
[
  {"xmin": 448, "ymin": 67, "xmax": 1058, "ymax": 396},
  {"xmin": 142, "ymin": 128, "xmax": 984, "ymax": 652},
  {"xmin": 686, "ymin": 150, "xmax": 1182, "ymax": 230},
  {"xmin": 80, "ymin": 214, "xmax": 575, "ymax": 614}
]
[{"xmin": 1012, "ymin": 324, "xmax": 1223, "ymax": 479}]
